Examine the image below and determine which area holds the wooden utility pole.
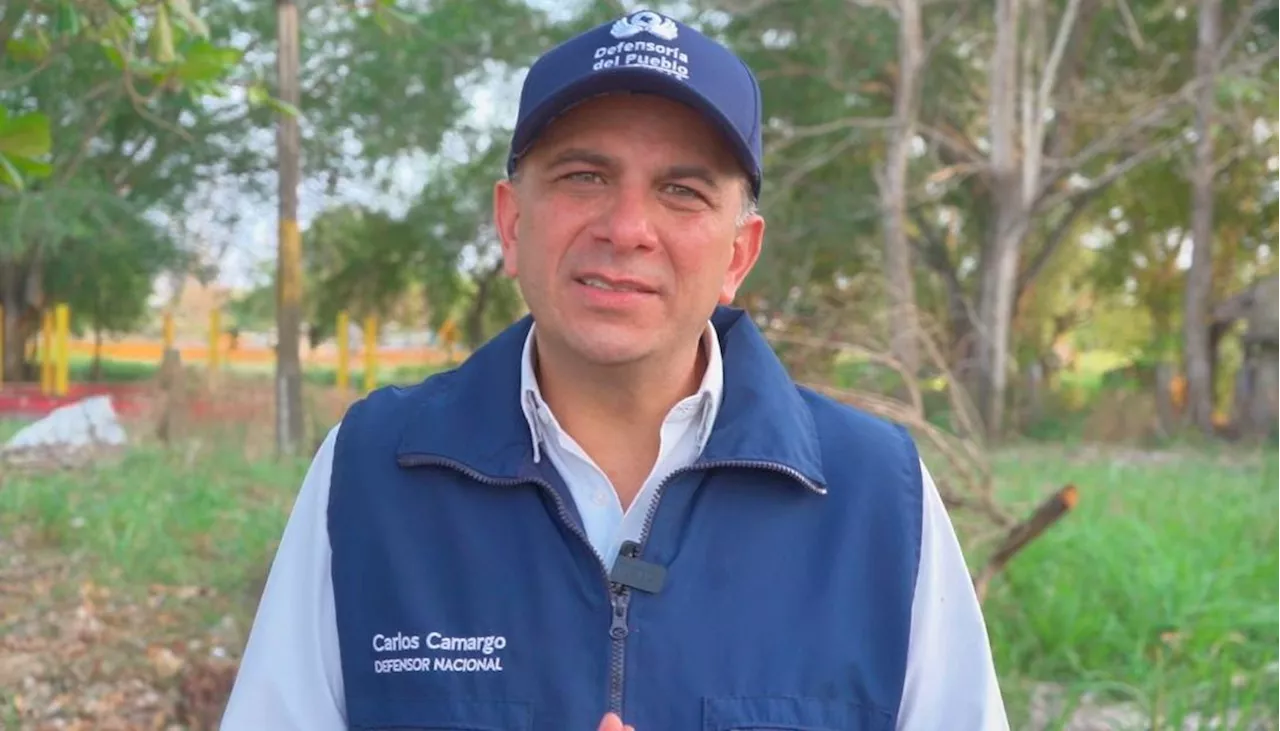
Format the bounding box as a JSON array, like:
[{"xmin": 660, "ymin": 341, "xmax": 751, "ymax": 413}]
[{"xmin": 275, "ymin": 0, "xmax": 304, "ymax": 456}]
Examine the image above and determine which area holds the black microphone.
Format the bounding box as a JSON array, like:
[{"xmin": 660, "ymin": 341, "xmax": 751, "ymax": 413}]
[{"xmin": 609, "ymin": 540, "xmax": 666, "ymax": 594}]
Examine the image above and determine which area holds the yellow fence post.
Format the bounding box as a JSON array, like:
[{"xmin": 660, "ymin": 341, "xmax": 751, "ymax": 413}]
[
  {"xmin": 363, "ymin": 314, "xmax": 377, "ymax": 394},
  {"xmin": 336, "ymin": 310, "xmax": 350, "ymax": 392},
  {"xmin": 163, "ymin": 311, "xmax": 175, "ymax": 354},
  {"xmin": 40, "ymin": 309, "xmax": 53, "ymax": 395},
  {"xmin": 440, "ymin": 318, "xmax": 457, "ymax": 365},
  {"xmin": 54, "ymin": 303, "xmax": 69, "ymax": 396},
  {"xmin": 209, "ymin": 309, "xmax": 221, "ymax": 372}
]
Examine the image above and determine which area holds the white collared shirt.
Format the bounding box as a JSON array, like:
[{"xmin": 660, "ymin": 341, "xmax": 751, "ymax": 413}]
[
  {"xmin": 518, "ymin": 320, "xmax": 723, "ymax": 571},
  {"xmin": 220, "ymin": 321, "xmax": 1010, "ymax": 731}
]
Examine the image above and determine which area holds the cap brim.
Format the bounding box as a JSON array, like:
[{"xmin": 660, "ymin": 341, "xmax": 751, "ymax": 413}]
[{"xmin": 508, "ymin": 66, "xmax": 760, "ymax": 197}]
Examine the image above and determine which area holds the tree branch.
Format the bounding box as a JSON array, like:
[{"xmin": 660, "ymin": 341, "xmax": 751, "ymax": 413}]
[
  {"xmin": 973, "ymin": 484, "xmax": 1078, "ymax": 603},
  {"xmin": 763, "ymin": 132, "xmax": 862, "ymax": 206},
  {"xmin": 1036, "ymin": 0, "xmax": 1083, "ymax": 116},
  {"xmin": 1015, "ymin": 185, "xmax": 1104, "ymax": 298},
  {"xmin": 923, "ymin": 0, "xmax": 974, "ymax": 61},
  {"xmin": 766, "ymin": 115, "xmax": 897, "ymax": 158},
  {"xmin": 918, "ymin": 120, "xmax": 986, "ymax": 167},
  {"xmin": 1114, "ymin": 0, "xmax": 1146, "ymax": 51},
  {"xmin": 908, "ymin": 209, "xmax": 959, "ymax": 282},
  {"xmin": 57, "ymin": 86, "xmax": 127, "ymax": 184},
  {"xmin": 1216, "ymin": 0, "xmax": 1275, "ymax": 67},
  {"xmin": 1040, "ymin": 48, "xmax": 1276, "ymax": 195},
  {"xmin": 1038, "ymin": 134, "xmax": 1184, "ymax": 212}
]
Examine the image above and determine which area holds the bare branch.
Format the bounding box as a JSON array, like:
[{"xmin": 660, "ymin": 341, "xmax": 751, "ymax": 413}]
[
  {"xmin": 1036, "ymin": 47, "xmax": 1274, "ymax": 196},
  {"xmin": 908, "ymin": 216, "xmax": 966, "ymax": 302},
  {"xmin": 1217, "ymin": 0, "xmax": 1275, "ymax": 65},
  {"xmin": 764, "ymin": 132, "xmax": 861, "ymax": 205},
  {"xmin": 923, "ymin": 0, "xmax": 975, "ymax": 60},
  {"xmin": 918, "ymin": 122, "xmax": 987, "ymax": 166},
  {"xmin": 766, "ymin": 115, "xmax": 896, "ymax": 157},
  {"xmin": 1037, "ymin": 0, "xmax": 1084, "ymax": 114},
  {"xmin": 121, "ymin": 70, "xmax": 193, "ymax": 142},
  {"xmin": 1113, "ymin": 0, "xmax": 1146, "ymax": 50},
  {"xmin": 973, "ymin": 484, "xmax": 1078, "ymax": 603},
  {"xmin": 1039, "ymin": 134, "xmax": 1184, "ymax": 211},
  {"xmin": 1016, "ymin": 185, "xmax": 1105, "ymax": 298}
]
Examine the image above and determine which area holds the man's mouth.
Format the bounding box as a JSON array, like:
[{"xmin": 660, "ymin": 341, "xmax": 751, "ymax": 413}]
[{"xmin": 575, "ymin": 276, "xmax": 655, "ymax": 294}]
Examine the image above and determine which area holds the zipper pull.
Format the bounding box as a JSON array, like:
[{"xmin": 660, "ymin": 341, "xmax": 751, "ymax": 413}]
[{"xmin": 609, "ymin": 590, "xmax": 631, "ymax": 640}]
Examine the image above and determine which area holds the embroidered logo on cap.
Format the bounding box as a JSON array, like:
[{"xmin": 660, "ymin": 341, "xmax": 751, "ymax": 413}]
[
  {"xmin": 610, "ymin": 10, "xmax": 679, "ymax": 41},
  {"xmin": 593, "ymin": 11, "xmax": 689, "ymax": 79}
]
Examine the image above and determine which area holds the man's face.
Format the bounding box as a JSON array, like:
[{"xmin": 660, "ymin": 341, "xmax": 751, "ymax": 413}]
[{"xmin": 494, "ymin": 93, "xmax": 764, "ymax": 369}]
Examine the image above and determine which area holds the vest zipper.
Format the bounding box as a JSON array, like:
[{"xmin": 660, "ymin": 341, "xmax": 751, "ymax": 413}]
[
  {"xmin": 396, "ymin": 454, "xmax": 632, "ymax": 715},
  {"xmin": 634, "ymin": 459, "xmax": 826, "ymax": 555},
  {"xmin": 398, "ymin": 455, "xmax": 823, "ymax": 719},
  {"xmin": 607, "ymin": 580, "xmax": 632, "ymax": 714}
]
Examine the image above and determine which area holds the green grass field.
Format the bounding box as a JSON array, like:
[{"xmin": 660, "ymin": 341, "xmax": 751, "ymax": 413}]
[
  {"xmin": 985, "ymin": 446, "xmax": 1278, "ymax": 728},
  {"xmin": 63, "ymin": 353, "xmax": 446, "ymax": 389},
  {"xmin": 0, "ymin": 416, "xmax": 1275, "ymax": 728}
]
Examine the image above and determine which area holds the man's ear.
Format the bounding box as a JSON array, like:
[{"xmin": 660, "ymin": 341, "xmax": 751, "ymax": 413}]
[
  {"xmin": 718, "ymin": 213, "xmax": 764, "ymax": 304},
  {"xmin": 494, "ymin": 178, "xmax": 520, "ymax": 277}
]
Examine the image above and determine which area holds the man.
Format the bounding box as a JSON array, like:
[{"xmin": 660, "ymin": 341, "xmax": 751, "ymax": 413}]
[{"xmin": 221, "ymin": 9, "xmax": 1009, "ymax": 731}]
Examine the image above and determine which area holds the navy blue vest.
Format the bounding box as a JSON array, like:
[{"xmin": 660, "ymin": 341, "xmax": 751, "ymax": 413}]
[{"xmin": 329, "ymin": 306, "xmax": 923, "ymax": 731}]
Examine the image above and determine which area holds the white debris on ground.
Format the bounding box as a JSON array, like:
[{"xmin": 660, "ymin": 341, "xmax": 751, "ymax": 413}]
[{"xmin": 2, "ymin": 395, "xmax": 128, "ymax": 466}]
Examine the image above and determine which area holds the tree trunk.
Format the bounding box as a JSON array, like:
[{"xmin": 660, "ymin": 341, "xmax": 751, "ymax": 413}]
[
  {"xmin": 275, "ymin": 0, "xmax": 305, "ymax": 457},
  {"xmin": 879, "ymin": 0, "xmax": 923, "ymax": 376},
  {"xmin": 464, "ymin": 263, "xmax": 504, "ymax": 349},
  {"xmin": 1155, "ymin": 361, "xmax": 1178, "ymax": 438},
  {"xmin": 974, "ymin": 0, "xmax": 1023, "ymax": 439},
  {"xmin": 1, "ymin": 260, "xmax": 22, "ymax": 382},
  {"xmin": 1182, "ymin": 0, "xmax": 1220, "ymax": 435},
  {"xmin": 975, "ymin": 208, "xmax": 1026, "ymax": 438}
]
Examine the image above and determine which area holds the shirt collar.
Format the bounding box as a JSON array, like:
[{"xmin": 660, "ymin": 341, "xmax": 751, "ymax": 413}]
[{"xmin": 519, "ymin": 321, "xmax": 724, "ymax": 463}]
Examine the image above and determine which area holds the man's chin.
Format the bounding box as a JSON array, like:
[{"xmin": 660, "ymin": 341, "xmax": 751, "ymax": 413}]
[{"xmin": 563, "ymin": 325, "xmax": 660, "ymax": 368}]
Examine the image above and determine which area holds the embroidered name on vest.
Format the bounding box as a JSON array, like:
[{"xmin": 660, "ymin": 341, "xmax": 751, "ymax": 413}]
[{"xmin": 371, "ymin": 631, "xmax": 507, "ymax": 674}]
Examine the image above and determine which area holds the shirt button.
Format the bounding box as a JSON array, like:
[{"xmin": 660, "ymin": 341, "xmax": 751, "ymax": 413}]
[{"xmin": 592, "ymin": 491, "xmax": 608, "ymax": 506}]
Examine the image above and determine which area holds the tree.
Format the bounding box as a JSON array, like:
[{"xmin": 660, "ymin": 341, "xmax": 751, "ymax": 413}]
[
  {"xmin": 0, "ymin": 0, "xmax": 250, "ymax": 380},
  {"xmin": 41, "ymin": 207, "xmax": 186, "ymax": 378},
  {"xmin": 1183, "ymin": 0, "xmax": 1222, "ymax": 435},
  {"xmin": 879, "ymin": 0, "xmax": 925, "ymax": 376}
]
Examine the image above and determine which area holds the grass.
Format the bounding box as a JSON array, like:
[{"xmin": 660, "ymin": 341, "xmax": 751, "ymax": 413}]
[
  {"xmin": 0, "ymin": 418, "xmax": 1275, "ymax": 729},
  {"xmin": 58, "ymin": 354, "xmax": 447, "ymax": 389},
  {"xmin": 0, "ymin": 431, "xmax": 309, "ymax": 596},
  {"xmin": 982, "ymin": 445, "xmax": 1279, "ymax": 728}
]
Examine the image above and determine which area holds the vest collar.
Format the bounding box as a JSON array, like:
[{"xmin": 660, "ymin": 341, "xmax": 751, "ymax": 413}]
[{"xmin": 395, "ymin": 306, "xmax": 826, "ymax": 492}]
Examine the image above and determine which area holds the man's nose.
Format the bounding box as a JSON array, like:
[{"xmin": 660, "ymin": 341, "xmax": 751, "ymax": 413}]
[{"xmin": 596, "ymin": 183, "xmax": 659, "ymax": 251}]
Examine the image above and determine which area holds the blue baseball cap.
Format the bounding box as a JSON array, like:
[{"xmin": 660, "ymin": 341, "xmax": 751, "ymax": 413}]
[{"xmin": 507, "ymin": 9, "xmax": 764, "ymax": 199}]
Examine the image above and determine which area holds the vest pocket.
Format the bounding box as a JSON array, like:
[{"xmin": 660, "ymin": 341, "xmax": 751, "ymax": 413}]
[
  {"xmin": 703, "ymin": 696, "xmax": 893, "ymax": 731},
  {"xmin": 348, "ymin": 697, "xmax": 533, "ymax": 731}
]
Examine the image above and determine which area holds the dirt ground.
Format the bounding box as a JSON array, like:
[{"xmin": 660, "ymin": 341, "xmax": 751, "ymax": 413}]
[{"xmin": 0, "ymin": 526, "xmax": 242, "ymax": 731}]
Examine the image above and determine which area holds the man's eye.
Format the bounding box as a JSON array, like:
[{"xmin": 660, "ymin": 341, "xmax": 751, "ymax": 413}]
[
  {"xmin": 564, "ymin": 171, "xmax": 604, "ymax": 184},
  {"xmin": 663, "ymin": 183, "xmax": 702, "ymax": 199}
]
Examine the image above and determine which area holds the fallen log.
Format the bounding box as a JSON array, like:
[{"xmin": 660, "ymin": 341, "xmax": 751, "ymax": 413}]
[{"xmin": 973, "ymin": 484, "xmax": 1078, "ymax": 604}]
